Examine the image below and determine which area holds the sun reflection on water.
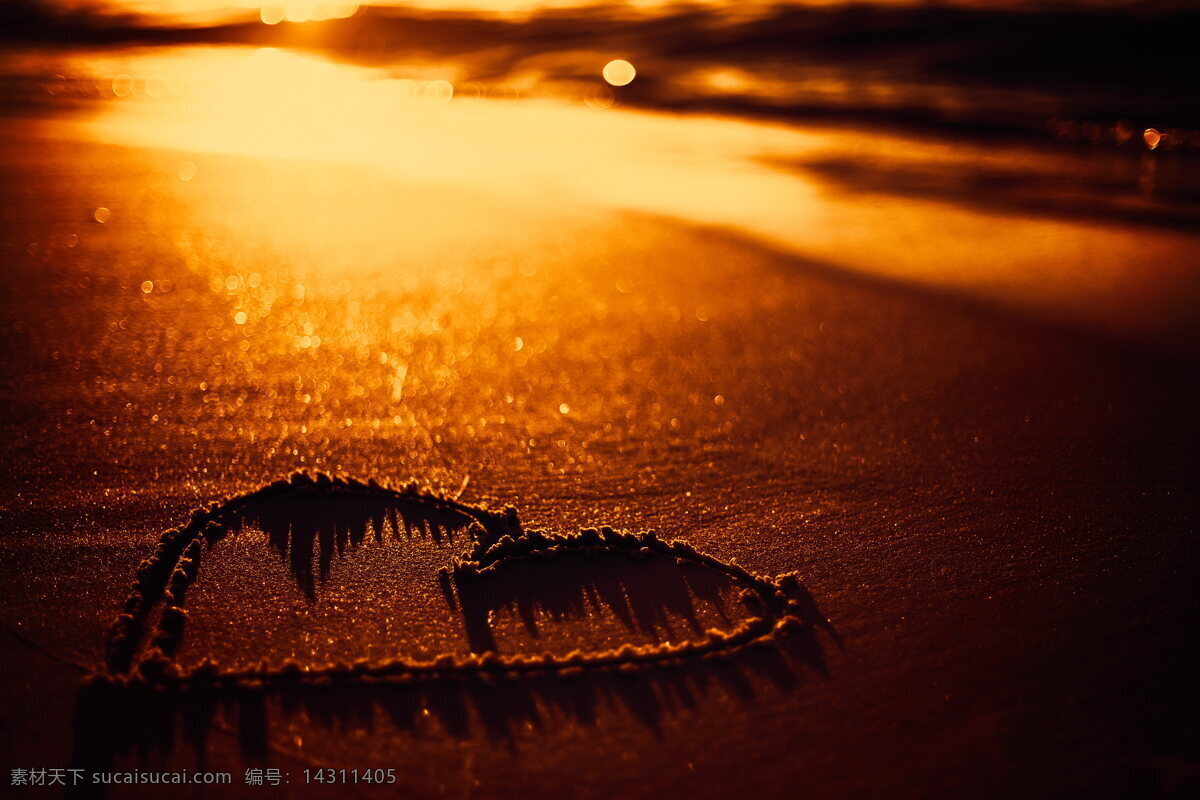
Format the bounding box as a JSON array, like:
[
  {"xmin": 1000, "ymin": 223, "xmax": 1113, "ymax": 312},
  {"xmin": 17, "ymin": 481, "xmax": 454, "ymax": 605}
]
[
  {"xmin": 258, "ymin": 3, "xmax": 361, "ymax": 25},
  {"xmin": 49, "ymin": 45, "xmax": 1200, "ymax": 350}
]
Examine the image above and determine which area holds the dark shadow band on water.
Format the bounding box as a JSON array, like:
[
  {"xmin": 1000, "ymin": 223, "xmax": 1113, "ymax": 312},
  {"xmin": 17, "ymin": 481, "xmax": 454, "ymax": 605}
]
[{"xmin": 770, "ymin": 152, "xmax": 1200, "ymax": 235}]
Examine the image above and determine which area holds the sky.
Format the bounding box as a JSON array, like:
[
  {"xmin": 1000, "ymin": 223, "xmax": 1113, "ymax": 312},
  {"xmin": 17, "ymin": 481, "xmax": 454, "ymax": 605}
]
[{"xmin": 14, "ymin": 0, "xmax": 1179, "ymax": 25}]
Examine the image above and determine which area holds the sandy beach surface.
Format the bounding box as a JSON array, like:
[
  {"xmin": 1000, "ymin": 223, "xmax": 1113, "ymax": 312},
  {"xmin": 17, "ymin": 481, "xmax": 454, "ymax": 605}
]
[{"xmin": 1, "ymin": 42, "xmax": 1199, "ymax": 799}]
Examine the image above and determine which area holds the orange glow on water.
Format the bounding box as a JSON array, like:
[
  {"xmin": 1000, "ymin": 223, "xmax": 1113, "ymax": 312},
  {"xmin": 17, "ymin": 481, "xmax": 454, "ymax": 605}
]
[
  {"xmin": 258, "ymin": 2, "xmax": 359, "ymax": 24},
  {"xmin": 59, "ymin": 46, "xmax": 1200, "ymax": 348}
]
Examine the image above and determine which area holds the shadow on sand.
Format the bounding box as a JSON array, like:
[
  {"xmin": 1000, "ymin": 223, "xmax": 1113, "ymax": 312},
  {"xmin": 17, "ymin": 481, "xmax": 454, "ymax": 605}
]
[
  {"xmin": 71, "ymin": 485, "xmax": 837, "ymax": 796},
  {"xmin": 239, "ymin": 490, "xmax": 477, "ymax": 602},
  {"xmin": 452, "ymin": 552, "xmax": 741, "ymax": 654},
  {"xmin": 69, "ymin": 625, "xmax": 828, "ymax": 797}
]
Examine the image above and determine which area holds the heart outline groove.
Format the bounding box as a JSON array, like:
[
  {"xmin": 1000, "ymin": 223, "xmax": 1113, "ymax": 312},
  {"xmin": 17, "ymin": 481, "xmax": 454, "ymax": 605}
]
[{"xmin": 97, "ymin": 471, "xmax": 831, "ymax": 690}]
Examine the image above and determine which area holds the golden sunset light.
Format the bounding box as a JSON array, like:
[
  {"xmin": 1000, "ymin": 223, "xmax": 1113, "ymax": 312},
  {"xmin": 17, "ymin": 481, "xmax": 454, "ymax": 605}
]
[
  {"xmin": 1, "ymin": 1, "xmax": 1198, "ymax": 798},
  {"xmin": 602, "ymin": 58, "xmax": 636, "ymax": 86},
  {"xmin": 257, "ymin": 2, "xmax": 359, "ymax": 25}
]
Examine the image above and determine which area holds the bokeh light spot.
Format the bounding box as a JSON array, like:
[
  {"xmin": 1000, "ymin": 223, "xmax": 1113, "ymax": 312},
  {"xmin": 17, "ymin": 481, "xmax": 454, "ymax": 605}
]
[
  {"xmin": 425, "ymin": 80, "xmax": 454, "ymax": 105},
  {"xmin": 584, "ymin": 84, "xmax": 615, "ymax": 110},
  {"xmin": 111, "ymin": 74, "xmax": 133, "ymax": 98},
  {"xmin": 603, "ymin": 59, "xmax": 636, "ymax": 87}
]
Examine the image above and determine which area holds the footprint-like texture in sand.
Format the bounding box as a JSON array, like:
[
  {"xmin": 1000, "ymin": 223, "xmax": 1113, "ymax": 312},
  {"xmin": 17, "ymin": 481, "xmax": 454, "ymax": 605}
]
[{"xmin": 99, "ymin": 471, "xmax": 832, "ymax": 686}]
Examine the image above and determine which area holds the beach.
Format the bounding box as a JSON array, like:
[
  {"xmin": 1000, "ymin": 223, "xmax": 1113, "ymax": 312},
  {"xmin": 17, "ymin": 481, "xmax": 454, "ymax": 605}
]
[{"xmin": 1, "ymin": 34, "xmax": 1199, "ymax": 799}]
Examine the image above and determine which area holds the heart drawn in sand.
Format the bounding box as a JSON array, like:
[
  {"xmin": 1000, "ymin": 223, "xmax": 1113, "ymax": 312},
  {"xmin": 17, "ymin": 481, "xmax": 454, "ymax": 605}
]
[{"xmin": 99, "ymin": 472, "xmax": 829, "ymax": 690}]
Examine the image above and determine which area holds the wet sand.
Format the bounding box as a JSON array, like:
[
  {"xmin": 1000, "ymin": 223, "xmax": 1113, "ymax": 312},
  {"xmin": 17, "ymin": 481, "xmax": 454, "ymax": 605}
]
[{"xmin": 1, "ymin": 101, "xmax": 1199, "ymax": 798}]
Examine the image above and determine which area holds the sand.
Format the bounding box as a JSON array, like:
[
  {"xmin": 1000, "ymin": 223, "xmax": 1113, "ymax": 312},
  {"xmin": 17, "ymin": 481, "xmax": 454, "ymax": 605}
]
[{"xmin": 1, "ymin": 100, "xmax": 1198, "ymax": 799}]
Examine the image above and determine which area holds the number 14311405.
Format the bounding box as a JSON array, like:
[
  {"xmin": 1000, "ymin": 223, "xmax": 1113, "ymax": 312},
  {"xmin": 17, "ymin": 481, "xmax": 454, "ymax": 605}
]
[{"xmin": 304, "ymin": 768, "xmax": 397, "ymax": 784}]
